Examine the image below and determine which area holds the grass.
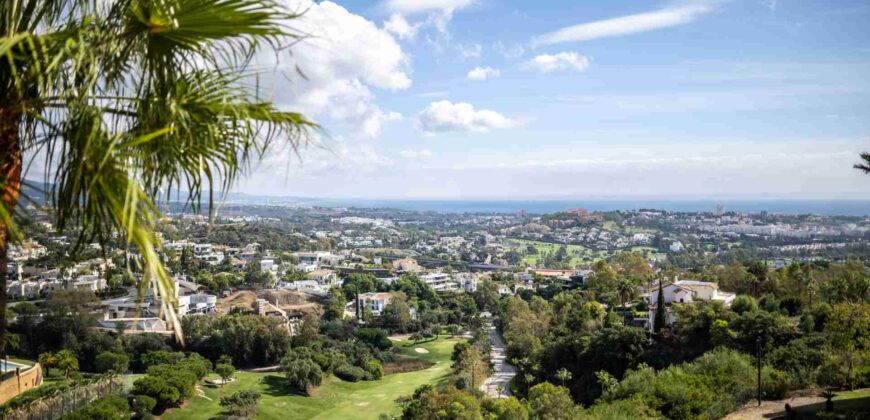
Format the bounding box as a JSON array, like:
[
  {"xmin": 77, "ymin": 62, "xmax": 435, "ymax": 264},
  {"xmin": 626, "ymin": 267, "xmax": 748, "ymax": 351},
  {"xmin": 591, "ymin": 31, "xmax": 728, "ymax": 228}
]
[
  {"xmin": 161, "ymin": 337, "xmax": 462, "ymax": 420},
  {"xmin": 510, "ymin": 239, "xmax": 595, "ymax": 266},
  {"xmin": 791, "ymin": 389, "xmax": 870, "ymax": 419}
]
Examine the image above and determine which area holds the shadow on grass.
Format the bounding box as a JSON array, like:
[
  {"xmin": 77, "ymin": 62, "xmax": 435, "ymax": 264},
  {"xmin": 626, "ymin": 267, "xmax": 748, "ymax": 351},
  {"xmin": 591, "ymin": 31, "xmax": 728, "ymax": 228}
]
[
  {"xmin": 763, "ymin": 397, "xmax": 870, "ymax": 419},
  {"xmin": 260, "ymin": 374, "xmax": 308, "ymax": 397}
]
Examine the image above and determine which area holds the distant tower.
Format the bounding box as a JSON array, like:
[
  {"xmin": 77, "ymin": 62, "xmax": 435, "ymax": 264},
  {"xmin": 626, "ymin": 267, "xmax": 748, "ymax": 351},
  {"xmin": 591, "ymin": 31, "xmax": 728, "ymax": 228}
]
[{"xmin": 713, "ymin": 203, "xmax": 725, "ymax": 216}]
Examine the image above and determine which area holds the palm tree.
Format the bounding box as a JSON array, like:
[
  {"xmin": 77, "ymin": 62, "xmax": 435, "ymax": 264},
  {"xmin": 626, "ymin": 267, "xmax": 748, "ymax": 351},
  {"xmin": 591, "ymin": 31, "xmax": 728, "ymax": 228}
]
[
  {"xmin": 38, "ymin": 351, "xmax": 58, "ymax": 377},
  {"xmin": 0, "ymin": 0, "xmax": 315, "ymax": 343},
  {"xmin": 55, "ymin": 349, "xmax": 78, "ymax": 379},
  {"xmin": 0, "ymin": 332, "xmax": 20, "ymax": 371},
  {"xmin": 855, "ymin": 152, "xmax": 870, "ymax": 173}
]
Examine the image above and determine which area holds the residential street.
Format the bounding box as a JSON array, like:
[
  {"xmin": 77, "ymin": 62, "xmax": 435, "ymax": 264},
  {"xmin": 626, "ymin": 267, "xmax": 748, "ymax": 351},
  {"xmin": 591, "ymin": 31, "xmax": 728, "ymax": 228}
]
[{"xmin": 480, "ymin": 322, "xmax": 517, "ymax": 399}]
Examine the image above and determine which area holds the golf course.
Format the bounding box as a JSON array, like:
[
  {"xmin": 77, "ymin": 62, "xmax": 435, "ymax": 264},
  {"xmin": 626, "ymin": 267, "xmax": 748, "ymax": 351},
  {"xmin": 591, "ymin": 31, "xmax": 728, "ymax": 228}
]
[{"xmin": 161, "ymin": 337, "xmax": 461, "ymax": 419}]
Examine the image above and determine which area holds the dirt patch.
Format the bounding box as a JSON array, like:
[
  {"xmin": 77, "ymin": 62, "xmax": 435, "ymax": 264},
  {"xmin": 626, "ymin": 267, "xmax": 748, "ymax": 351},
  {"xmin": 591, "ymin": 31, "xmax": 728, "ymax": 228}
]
[
  {"xmin": 217, "ymin": 289, "xmax": 321, "ymax": 315},
  {"xmin": 382, "ymin": 357, "xmax": 435, "ymax": 375},
  {"xmin": 414, "ymin": 348, "xmax": 429, "ymax": 354}
]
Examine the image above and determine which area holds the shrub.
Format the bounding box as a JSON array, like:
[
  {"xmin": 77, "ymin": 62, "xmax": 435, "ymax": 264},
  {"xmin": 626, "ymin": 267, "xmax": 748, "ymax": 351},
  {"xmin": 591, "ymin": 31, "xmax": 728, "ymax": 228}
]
[
  {"xmin": 132, "ymin": 394, "xmax": 156, "ymax": 416},
  {"xmin": 220, "ymin": 390, "xmax": 261, "ymax": 418},
  {"xmin": 365, "ymin": 360, "xmax": 384, "ymax": 380},
  {"xmin": 281, "ymin": 350, "xmax": 323, "ymax": 394},
  {"xmin": 334, "ymin": 363, "xmax": 368, "ymax": 382},
  {"xmin": 60, "ymin": 394, "xmax": 129, "ymax": 420},
  {"xmin": 762, "ymin": 367, "xmax": 790, "ymax": 399},
  {"xmin": 357, "ymin": 328, "xmax": 393, "ymax": 351}
]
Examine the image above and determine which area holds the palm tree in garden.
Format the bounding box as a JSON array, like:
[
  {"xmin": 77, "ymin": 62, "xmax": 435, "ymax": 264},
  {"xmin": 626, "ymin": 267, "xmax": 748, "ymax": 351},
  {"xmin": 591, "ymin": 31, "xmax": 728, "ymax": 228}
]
[{"xmin": 0, "ymin": 0, "xmax": 315, "ymax": 344}]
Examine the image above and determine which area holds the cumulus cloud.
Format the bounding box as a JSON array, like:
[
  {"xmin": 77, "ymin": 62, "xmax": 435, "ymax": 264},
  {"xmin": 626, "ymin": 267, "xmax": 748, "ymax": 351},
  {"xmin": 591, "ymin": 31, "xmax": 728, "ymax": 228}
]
[
  {"xmin": 533, "ymin": 3, "xmax": 715, "ymax": 45},
  {"xmin": 525, "ymin": 52, "xmax": 590, "ymax": 73},
  {"xmin": 383, "ymin": 13, "xmax": 420, "ymax": 40},
  {"xmin": 382, "ymin": 0, "xmax": 475, "ymax": 36},
  {"xmin": 467, "ymin": 66, "xmax": 500, "ymax": 81},
  {"xmin": 417, "ymin": 100, "xmax": 517, "ymax": 133},
  {"xmin": 399, "ymin": 149, "xmax": 434, "ymax": 159},
  {"xmin": 257, "ymin": 1, "xmax": 410, "ymax": 138}
]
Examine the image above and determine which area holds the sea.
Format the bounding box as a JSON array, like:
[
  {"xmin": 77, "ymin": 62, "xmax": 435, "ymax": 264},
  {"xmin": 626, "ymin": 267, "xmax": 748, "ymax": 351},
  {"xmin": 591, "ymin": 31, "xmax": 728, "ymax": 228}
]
[{"xmin": 290, "ymin": 199, "xmax": 870, "ymax": 217}]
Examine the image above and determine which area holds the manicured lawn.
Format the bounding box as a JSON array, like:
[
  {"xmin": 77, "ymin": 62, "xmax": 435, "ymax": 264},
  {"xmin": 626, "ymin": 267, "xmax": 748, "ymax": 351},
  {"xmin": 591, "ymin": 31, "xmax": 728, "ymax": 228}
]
[
  {"xmin": 161, "ymin": 337, "xmax": 462, "ymax": 420},
  {"xmin": 510, "ymin": 239, "xmax": 593, "ymax": 266}
]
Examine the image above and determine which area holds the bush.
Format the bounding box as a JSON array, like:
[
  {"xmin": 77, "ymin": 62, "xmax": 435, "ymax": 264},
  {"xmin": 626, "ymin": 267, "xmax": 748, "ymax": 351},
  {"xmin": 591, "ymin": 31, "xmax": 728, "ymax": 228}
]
[
  {"xmin": 220, "ymin": 390, "xmax": 261, "ymax": 418},
  {"xmin": 334, "ymin": 363, "xmax": 368, "ymax": 382},
  {"xmin": 762, "ymin": 367, "xmax": 790, "ymax": 399},
  {"xmin": 357, "ymin": 328, "xmax": 393, "ymax": 351},
  {"xmin": 132, "ymin": 394, "xmax": 156, "ymax": 416},
  {"xmin": 60, "ymin": 394, "xmax": 129, "ymax": 420},
  {"xmin": 365, "ymin": 360, "xmax": 384, "ymax": 380}
]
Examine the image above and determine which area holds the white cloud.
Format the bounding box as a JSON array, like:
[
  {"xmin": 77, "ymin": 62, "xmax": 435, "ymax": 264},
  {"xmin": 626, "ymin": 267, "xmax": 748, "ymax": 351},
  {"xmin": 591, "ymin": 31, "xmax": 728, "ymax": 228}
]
[
  {"xmin": 384, "ymin": 0, "xmax": 474, "ymax": 15},
  {"xmin": 457, "ymin": 43, "xmax": 482, "ymax": 59},
  {"xmin": 533, "ymin": 3, "xmax": 715, "ymax": 45},
  {"xmin": 383, "ymin": 13, "xmax": 420, "ymax": 40},
  {"xmin": 525, "ymin": 52, "xmax": 590, "ymax": 73},
  {"xmin": 257, "ymin": 1, "xmax": 411, "ymax": 138},
  {"xmin": 493, "ymin": 41, "xmax": 525, "ymax": 59},
  {"xmin": 418, "ymin": 100, "xmax": 518, "ymax": 133},
  {"xmin": 761, "ymin": 0, "xmax": 777, "ymax": 11},
  {"xmin": 399, "ymin": 149, "xmax": 434, "ymax": 159},
  {"xmin": 467, "ymin": 66, "xmax": 500, "ymax": 81},
  {"xmin": 382, "ymin": 0, "xmax": 475, "ymax": 36}
]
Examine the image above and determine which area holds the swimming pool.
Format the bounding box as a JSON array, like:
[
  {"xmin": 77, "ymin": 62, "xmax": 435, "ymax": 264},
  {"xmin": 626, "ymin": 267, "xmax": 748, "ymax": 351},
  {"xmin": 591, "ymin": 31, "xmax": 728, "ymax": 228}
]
[{"xmin": 0, "ymin": 361, "xmax": 30, "ymax": 372}]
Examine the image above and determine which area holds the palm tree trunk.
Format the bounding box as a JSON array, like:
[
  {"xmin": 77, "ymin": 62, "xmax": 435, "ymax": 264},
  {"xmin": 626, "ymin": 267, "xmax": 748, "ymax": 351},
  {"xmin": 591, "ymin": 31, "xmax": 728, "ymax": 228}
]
[{"xmin": 0, "ymin": 106, "xmax": 23, "ymax": 348}]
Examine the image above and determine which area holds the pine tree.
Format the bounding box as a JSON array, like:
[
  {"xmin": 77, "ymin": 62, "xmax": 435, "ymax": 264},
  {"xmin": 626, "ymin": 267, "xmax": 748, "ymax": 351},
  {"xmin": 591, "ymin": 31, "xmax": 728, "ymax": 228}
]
[{"xmin": 653, "ymin": 281, "xmax": 666, "ymax": 335}]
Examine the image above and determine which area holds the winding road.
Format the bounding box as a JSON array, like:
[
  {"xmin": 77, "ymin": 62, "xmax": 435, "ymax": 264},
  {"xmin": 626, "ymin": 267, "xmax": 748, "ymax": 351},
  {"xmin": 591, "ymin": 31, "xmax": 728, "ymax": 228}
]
[{"xmin": 480, "ymin": 322, "xmax": 517, "ymax": 399}]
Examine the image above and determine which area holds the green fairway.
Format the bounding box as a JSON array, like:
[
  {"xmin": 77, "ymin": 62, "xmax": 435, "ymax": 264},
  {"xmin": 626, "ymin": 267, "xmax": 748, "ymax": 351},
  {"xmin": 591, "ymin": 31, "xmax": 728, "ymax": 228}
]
[
  {"xmin": 161, "ymin": 337, "xmax": 461, "ymax": 420},
  {"xmin": 510, "ymin": 239, "xmax": 604, "ymax": 266}
]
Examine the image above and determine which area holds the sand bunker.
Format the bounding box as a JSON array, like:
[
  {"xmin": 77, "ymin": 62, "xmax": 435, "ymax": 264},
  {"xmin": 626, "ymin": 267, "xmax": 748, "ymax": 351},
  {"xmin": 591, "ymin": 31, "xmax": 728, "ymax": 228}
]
[{"xmin": 414, "ymin": 348, "xmax": 429, "ymax": 354}]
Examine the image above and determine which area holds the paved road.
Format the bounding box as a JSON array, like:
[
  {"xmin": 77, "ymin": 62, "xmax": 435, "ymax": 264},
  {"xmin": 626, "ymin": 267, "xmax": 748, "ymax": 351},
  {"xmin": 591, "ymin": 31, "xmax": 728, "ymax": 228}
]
[{"xmin": 480, "ymin": 323, "xmax": 517, "ymax": 399}]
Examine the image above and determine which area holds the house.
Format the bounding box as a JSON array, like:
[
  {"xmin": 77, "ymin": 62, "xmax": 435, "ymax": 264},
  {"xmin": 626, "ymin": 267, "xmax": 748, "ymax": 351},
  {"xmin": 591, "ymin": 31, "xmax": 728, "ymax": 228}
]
[
  {"xmin": 357, "ymin": 292, "xmax": 394, "ymax": 315},
  {"xmin": 72, "ymin": 274, "xmax": 106, "ymax": 292},
  {"xmin": 420, "ymin": 272, "xmax": 456, "ymax": 292},
  {"xmin": 646, "ymin": 279, "xmax": 736, "ymax": 333},
  {"xmin": 647, "ymin": 279, "xmax": 736, "ymax": 307},
  {"xmin": 669, "ymin": 241, "xmax": 684, "ymax": 253},
  {"xmin": 392, "ymin": 258, "xmax": 421, "ymax": 273},
  {"xmin": 309, "ymin": 269, "xmax": 339, "ymax": 286},
  {"xmin": 193, "ymin": 243, "xmax": 213, "ymax": 256},
  {"xmin": 260, "ymin": 258, "xmax": 277, "ymax": 273}
]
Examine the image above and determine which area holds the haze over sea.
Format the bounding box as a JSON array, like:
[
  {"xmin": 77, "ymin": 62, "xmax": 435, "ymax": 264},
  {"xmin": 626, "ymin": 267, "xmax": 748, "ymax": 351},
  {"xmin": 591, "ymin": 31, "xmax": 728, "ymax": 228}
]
[{"xmin": 227, "ymin": 196, "xmax": 870, "ymax": 217}]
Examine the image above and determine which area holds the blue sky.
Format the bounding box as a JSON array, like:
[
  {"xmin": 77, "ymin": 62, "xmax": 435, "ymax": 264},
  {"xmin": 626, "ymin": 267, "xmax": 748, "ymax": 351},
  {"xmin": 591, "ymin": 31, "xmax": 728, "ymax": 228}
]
[{"xmin": 237, "ymin": 0, "xmax": 870, "ymax": 200}]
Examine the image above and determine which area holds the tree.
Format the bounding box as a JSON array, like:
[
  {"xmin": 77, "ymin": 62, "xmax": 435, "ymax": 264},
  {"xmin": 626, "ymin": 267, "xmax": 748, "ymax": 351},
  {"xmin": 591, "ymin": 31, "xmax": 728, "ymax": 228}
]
[
  {"xmin": 38, "ymin": 352, "xmax": 58, "ymax": 377},
  {"xmin": 653, "ymin": 282, "xmax": 666, "ymax": 335},
  {"xmin": 281, "ymin": 349, "xmax": 322, "ymax": 395},
  {"xmin": 825, "ymin": 303, "xmax": 870, "ymax": 390},
  {"xmin": 56, "ymin": 349, "xmax": 79, "ymax": 379},
  {"xmin": 215, "ymin": 363, "xmax": 235, "ymax": 387},
  {"xmin": 0, "ymin": 0, "xmax": 315, "ymax": 346},
  {"xmin": 401, "ymin": 386, "xmax": 482, "ymax": 420},
  {"xmin": 220, "ymin": 390, "xmax": 261, "ymax": 418},
  {"xmin": 94, "ymin": 351, "xmax": 130, "ymax": 374},
  {"xmin": 526, "ymin": 382, "xmax": 581, "ymax": 420},
  {"xmin": 555, "ymin": 368, "xmax": 573, "ymax": 387},
  {"xmin": 382, "ymin": 293, "xmax": 412, "ymax": 333}
]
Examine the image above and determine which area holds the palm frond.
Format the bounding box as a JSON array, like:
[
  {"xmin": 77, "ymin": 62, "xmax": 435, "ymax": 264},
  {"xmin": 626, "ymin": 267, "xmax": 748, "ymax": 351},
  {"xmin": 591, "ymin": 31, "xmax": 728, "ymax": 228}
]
[{"xmin": 855, "ymin": 152, "xmax": 870, "ymax": 174}]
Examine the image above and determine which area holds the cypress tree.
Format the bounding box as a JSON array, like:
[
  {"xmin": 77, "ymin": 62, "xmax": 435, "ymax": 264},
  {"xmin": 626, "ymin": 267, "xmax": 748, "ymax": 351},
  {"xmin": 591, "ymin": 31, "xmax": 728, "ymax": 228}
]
[{"xmin": 653, "ymin": 281, "xmax": 666, "ymax": 334}]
